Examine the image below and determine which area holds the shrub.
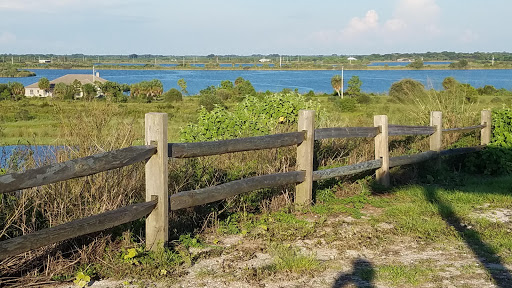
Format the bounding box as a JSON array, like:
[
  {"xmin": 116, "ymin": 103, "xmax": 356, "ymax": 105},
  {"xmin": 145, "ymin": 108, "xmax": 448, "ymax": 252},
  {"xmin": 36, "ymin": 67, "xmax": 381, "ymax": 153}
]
[
  {"xmin": 216, "ymin": 88, "xmax": 233, "ymax": 101},
  {"xmin": 466, "ymin": 108, "xmax": 512, "ymax": 174},
  {"xmin": 335, "ymin": 98, "xmax": 357, "ymax": 112},
  {"xmin": 163, "ymin": 88, "xmax": 183, "ymax": 102},
  {"xmin": 355, "ymin": 94, "xmax": 371, "ymax": 104},
  {"xmin": 388, "ymin": 79, "xmax": 426, "ymax": 103},
  {"xmin": 180, "ymin": 92, "xmax": 318, "ymax": 142},
  {"xmin": 198, "ymin": 92, "xmax": 225, "ymax": 111}
]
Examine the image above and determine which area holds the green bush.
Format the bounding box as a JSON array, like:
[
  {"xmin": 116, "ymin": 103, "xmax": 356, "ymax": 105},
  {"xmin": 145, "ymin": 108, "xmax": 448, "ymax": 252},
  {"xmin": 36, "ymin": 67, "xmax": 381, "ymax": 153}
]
[
  {"xmin": 180, "ymin": 92, "xmax": 318, "ymax": 142},
  {"xmin": 216, "ymin": 88, "xmax": 233, "ymax": 101},
  {"xmin": 163, "ymin": 88, "xmax": 183, "ymax": 102},
  {"xmin": 466, "ymin": 108, "xmax": 512, "ymax": 174},
  {"xmin": 335, "ymin": 98, "xmax": 357, "ymax": 112},
  {"xmin": 389, "ymin": 79, "xmax": 426, "ymax": 103},
  {"xmin": 355, "ymin": 94, "xmax": 371, "ymax": 104},
  {"xmin": 198, "ymin": 92, "xmax": 225, "ymax": 111}
]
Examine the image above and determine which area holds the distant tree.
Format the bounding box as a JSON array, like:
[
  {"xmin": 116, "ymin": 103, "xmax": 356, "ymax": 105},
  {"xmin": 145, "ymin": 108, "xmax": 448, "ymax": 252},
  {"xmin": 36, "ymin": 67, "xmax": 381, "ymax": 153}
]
[
  {"xmin": 347, "ymin": 76, "xmax": 362, "ymax": 96},
  {"xmin": 100, "ymin": 81, "xmax": 124, "ymax": 102},
  {"xmin": 477, "ymin": 85, "xmax": 498, "ymax": 96},
  {"xmin": 53, "ymin": 83, "xmax": 68, "ymax": 99},
  {"xmin": 234, "ymin": 77, "xmax": 245, "ymax": 86},
  {"xmin": 71, "ymin": 79, "xmax": 82, "ymax": 98},
  {"xmin": 449, "ymin": 59, "xmax": 469, "ymax": 69},
  {"xmin": 82, "ymin": 83, "xmax": 97, "ymax": 101},
  {"xmin": 408, "ymin": 59, "xmax": 424, "ymax": 69},
  {"xmin": 177, "ymin": 78, "xmax": 188, "ymax": 95},
  {"xmin": 331, "ymin": 75, "xmax": 342, "ymax": 97},
  {"xmin": 234, "ymin": 78, "xmax": 256, "ymax": 99},
  {"xmin": 9, "ymin": 82, "xmax": 24, "ymax": 98},
  {"xmin": 220, "ymin": 80, "xmax": 234, "ymax": 90},
  {"xmin": 38, "ymin": 77, "xmax": 50, "ymax": 93}
]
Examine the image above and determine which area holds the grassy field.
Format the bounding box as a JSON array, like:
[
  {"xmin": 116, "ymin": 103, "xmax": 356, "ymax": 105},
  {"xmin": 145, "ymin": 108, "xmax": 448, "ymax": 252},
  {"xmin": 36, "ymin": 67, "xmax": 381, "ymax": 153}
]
[
  {"xmin": 0, "ymin": 92, "xmax": 509, "ymax": 146},
  {"xmin": 2, "ymin": 90, "xmax": 512, "ymax": 287}
]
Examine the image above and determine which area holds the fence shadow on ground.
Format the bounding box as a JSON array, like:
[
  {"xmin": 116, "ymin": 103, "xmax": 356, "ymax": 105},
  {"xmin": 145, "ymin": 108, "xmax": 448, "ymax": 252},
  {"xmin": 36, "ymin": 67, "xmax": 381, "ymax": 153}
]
[
  {"xmin": 423, "ymin": 185, "xmax": 512, "ymax": 287},
  {"xmin": 332, "ymin": 258, "xmax": 376, "ymax": 288}
]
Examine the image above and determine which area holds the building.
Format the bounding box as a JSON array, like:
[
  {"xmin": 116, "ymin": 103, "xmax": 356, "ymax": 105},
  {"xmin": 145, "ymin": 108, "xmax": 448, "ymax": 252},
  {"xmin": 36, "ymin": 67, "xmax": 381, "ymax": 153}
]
[
  {"xmin": 259, "ymin": 58, "xmax": 271, "ymax": 63},
  {"xmin": 25, "ymin": 73, "xmax": 107, "ymax": 98}
]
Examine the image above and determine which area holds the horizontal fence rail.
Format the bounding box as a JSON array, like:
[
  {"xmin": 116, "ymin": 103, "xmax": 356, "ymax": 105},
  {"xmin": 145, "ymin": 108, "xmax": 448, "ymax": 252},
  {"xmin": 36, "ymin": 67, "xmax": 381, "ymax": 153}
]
[
  {"xmin": 315, "ymin": 127, "xmax": 379, "ymax": 140},
  {"xmin": 0, "ymin": 200, "xmax": 157, "ymax": 260},
  {"xmin": 388, "ymin": 125, "xmax": 435, "ymax": 136},
  {"xmin": 389, "ymin": 151, "xmax": 437, "ymax": 167},
  {"xmin": 169, "ymin": 132, "xmax": 305, "ymax": 158},
  {"xmin": 0, "ymin": 145, "xmax": 156, "ymax": 194},
  {"xmin": 443, "ymin": 124, "xmax": 486, "ymax": 134},
  {"xmin": 170, "ymin": 171, "xmax": 305, "ymax": 210},
  {"xmin": 312, "ymin": 160, "xmax": 382, "ymax": 181},
  {"xmin": 440, "ymin": 145, "xmax": 485, "ymax": 157}
]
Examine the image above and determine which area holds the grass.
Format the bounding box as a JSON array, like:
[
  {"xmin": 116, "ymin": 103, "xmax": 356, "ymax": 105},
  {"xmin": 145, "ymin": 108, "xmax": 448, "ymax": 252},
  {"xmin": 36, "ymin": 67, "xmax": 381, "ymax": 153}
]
[
  {"xmin": 269, "ymin": 243, "xmax": 323, "ymax": 275},
  {"xmin": 376, "ymin": 263, "xmax": 438, "ymax": 286}
]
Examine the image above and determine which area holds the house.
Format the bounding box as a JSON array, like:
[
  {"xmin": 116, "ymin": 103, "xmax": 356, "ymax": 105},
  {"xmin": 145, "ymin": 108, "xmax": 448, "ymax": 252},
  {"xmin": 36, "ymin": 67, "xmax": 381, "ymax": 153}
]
[
  {"xmin": 38, "ymin": 59, "xmax": 51, "ymax": 64},
  {"xmin": 259, "ymin": 58, "xmax": 271, "ymax": 63},
  {"xmin": 24, "ymin": 73, "xmax": 107, "ymax": 98}
]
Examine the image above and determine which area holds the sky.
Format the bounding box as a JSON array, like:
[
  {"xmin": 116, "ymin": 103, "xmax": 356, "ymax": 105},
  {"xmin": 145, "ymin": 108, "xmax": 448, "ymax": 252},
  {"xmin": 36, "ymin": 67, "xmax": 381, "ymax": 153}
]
[{"xmin": 0, "ymin": 0, "xmax": 510, "ymax": 55}]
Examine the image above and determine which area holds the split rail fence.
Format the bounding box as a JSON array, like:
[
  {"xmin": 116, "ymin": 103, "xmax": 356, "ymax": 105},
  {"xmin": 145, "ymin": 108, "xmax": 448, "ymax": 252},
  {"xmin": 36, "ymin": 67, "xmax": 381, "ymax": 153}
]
[{"xmin": 0, "ymin": 110, "xmax": 492, "ymax": 260}]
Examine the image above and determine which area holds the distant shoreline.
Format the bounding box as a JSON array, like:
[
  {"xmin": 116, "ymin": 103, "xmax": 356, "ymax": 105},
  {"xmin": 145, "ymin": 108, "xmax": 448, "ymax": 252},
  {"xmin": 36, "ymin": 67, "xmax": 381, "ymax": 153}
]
[{"xmin": 20, "ymin": 65, "xmax": 512, "ymax": 72}]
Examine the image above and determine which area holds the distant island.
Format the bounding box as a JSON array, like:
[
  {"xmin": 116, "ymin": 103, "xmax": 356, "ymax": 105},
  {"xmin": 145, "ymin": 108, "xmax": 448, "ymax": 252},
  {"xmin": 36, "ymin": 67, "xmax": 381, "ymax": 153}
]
[{"xmin": 0, "ymin": 66, "xmax": 36, "ymax": 77}]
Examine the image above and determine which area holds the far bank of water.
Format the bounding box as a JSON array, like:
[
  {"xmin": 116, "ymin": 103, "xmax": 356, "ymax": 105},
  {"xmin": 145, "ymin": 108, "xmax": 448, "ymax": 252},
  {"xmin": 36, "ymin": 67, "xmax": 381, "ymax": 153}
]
[{"xmin": 2, "ymin": 69, "xmax": 512, "ymax": 95}]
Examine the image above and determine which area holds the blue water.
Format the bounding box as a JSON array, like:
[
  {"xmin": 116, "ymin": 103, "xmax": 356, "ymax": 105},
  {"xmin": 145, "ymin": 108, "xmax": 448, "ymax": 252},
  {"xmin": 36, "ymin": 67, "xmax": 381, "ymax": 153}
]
[
  {"xmin": 0, "ymin": 145, "xmax": 60, "ymax": 169},
  {"xmin": 368, "ymin": 61, "xmax": 452, "ymax": 67},
  {"xmin": 2, "ymin": 68, "xmax": 512, "ymax": 95}
]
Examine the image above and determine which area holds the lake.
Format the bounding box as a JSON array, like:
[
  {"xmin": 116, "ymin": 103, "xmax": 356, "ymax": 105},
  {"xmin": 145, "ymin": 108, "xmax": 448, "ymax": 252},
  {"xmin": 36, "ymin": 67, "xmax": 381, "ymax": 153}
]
[
  {"xmin": 0, "ymin": 145, "xmax": 60, "ymax": 168},
  {"xmin": 2, "ymin": 68, "xmax": 512, "ymax": 95}
]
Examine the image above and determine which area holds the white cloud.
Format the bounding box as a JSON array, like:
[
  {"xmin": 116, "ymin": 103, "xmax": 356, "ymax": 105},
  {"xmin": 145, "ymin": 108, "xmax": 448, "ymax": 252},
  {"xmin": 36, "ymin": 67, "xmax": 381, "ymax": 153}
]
[
  {"xmin": 392, "ymin": 0, "xmax": 441, "ymax": 36},
  {"xmin": 460, "ymin": 29, "xmax": 479, "ymax": 43},
  {"xmin": 384, "ymin": 18, "xmax": 407, "ymax": 32},
  {"xmin": 311, "ymin": 0, "xmax": 442, "ymax": 47},
  {"xmin": 0, "ymin": 32, "xmax": 16, "ymax": 44},
  {"xmin": 343, "ymin": 10, "xmax": 379, "ymax": 38}
]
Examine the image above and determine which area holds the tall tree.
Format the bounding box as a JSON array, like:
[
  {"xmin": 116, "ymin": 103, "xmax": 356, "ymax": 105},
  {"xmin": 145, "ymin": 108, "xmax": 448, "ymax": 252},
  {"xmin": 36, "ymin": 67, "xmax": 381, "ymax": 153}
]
[
  {"xmin": 82, "ymin": 83, "xmax": 97, "ymax": 101},
  {"xmin": 331, "ymin": 75, "xmax": 342, "ymax": 98},
  {"xmin": 9, "ymin": 82, "xmax": 24, "ymax": 98},
  {"xmin": 178, "ymin": 78, "xmax": 188, "ymax": 95},
  {"xmin": 38, "ymin": 77, "xmax": 50, "ymax": 94},
  {"xmin": 347, "ymin": 76, "xmax": 362, "ymax": 96}
]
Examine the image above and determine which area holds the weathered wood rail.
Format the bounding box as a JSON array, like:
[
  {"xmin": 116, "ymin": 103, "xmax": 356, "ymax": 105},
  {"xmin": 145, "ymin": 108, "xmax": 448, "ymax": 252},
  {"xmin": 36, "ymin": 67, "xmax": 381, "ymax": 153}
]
[{"xmin": 0, "ymin": 109, "xmax": 492, "ymax": 260}]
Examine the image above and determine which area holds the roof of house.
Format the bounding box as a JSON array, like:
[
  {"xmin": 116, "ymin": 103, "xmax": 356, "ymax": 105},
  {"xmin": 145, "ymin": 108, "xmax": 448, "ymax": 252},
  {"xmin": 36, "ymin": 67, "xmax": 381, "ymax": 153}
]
[{"xmin": 26, "ymin": 74, "xmax": 108, "ymax": 88}]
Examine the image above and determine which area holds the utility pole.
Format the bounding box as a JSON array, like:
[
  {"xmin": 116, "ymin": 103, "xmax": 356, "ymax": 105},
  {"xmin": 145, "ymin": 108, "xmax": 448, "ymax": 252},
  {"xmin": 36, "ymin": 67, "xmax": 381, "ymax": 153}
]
[{"xmin": 341, "ymin": 66, "xmax": 344, "ymax": 98}]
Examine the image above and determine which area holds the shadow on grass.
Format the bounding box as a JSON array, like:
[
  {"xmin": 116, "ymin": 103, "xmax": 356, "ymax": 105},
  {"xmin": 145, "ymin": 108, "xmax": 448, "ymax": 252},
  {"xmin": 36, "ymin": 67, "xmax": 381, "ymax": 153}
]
[
  {"xmin": 332, "ymin": 258, "xmax": 376, "ymax": 288},
  {"xmin": 423, "ymin": 185, "xmax": 512, "ymax": 287}
]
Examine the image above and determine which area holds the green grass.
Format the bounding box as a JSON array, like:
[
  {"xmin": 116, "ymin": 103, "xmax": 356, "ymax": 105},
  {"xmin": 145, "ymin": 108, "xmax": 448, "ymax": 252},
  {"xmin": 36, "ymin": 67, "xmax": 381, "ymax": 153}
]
[
  {"xmin": 377, "ymin": 263, "xmax": 437, "ymax": 286},
  {"xmin": 269, "ymin": 243, "xmax": 323, "ymax": 275}
]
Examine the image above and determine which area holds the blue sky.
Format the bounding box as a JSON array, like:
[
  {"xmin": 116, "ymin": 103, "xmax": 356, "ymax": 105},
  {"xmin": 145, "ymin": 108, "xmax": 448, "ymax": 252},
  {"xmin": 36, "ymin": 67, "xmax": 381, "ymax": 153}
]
[{"xmin": 0, "ymin": 0, "xmax": 509, "ymax": 55}]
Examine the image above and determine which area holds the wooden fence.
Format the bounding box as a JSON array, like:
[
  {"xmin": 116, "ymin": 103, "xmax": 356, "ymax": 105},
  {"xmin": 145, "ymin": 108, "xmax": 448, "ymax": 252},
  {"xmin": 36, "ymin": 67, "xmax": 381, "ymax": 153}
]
[{"xmin": 0, "ymin": 110, "xmax": 492, "ymax": 260}]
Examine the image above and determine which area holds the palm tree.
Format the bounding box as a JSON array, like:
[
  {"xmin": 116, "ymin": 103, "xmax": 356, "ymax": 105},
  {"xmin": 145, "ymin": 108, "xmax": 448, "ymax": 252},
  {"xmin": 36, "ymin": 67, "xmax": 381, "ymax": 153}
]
[{"xmin": 331, "ymin": 75, "xmax": 342, "ymax": 98}]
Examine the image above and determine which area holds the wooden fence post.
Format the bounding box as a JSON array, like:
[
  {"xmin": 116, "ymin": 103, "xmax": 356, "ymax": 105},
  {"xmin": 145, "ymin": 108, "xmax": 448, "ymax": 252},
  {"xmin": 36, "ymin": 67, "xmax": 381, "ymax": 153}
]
[
  {"xmin": 481, "ymin": 110, "xmax": 492, "ymax": 145},
  {"xmin": 374, "ymin": 115, "xmax": 389, "ymax": 187},
  {"xmin": 295, "ymin": 110, "xmax": 315, "ymax": 206},
  {"xmin": 145, "ymin": 113, "xmax": 168, "ymax": 251},
  {"xmin": 430, "ymin": 111, "xmax": 443, "ymax": 152}
]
